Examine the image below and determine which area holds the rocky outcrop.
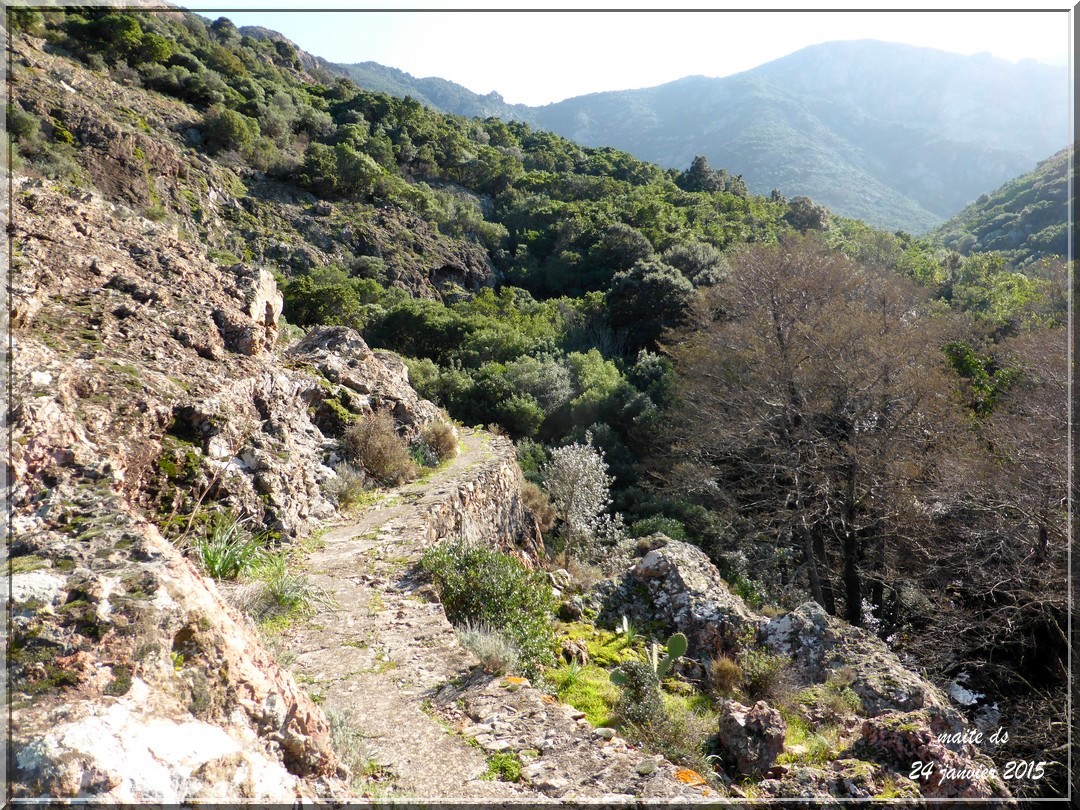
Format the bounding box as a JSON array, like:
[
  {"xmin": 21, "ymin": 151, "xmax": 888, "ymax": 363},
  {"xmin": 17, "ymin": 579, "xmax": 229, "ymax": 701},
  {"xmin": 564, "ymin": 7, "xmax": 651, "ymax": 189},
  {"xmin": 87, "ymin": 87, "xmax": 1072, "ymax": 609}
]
[
  {"xmin": 590, "ymin": 536, "xmax": 1012, "ymax": 801},
  {"xmin": 10, "ymin": 179, "xmax": 450, "ymax": 540},
  {"xmin": 855, "ymin": 708, "xmax": 1009, "ymax": 799},
  {"xmin": 596, "ymin": 540, "xmax": 764, "ymax": 660},
  {"xmin": 8, "ymin": 492, "xmax": 338, "ymax": 801},
  {"xmin": 287, "ymin": 325, "xmax": 442, "ymax": 442},
  {"xmin": 9, "ymin": 170, "xmax": 550, "ymax": 801},
  {"xmin": 763, "ymin": 601, "xmax": 951, "ymax": 716},
  {"xmin": 7, "ymin": 176, "xmax": 474, "ymax": 800}
]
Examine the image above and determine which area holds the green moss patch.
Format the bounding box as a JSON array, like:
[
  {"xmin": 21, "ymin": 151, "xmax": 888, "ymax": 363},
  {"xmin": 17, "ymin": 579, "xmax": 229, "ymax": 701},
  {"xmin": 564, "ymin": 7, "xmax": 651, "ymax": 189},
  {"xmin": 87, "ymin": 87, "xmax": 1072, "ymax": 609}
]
[{"xmin": 547, "ymin": 662, "xmax": 619, "ymax": 727}]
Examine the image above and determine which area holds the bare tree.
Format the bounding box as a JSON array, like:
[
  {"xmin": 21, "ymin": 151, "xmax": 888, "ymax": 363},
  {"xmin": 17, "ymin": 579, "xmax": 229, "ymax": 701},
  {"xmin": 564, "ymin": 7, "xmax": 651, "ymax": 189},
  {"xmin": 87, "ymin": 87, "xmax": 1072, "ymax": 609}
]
[{"xmin": 660, "ymin": 234, "xmax": 961, "ymax": 624}]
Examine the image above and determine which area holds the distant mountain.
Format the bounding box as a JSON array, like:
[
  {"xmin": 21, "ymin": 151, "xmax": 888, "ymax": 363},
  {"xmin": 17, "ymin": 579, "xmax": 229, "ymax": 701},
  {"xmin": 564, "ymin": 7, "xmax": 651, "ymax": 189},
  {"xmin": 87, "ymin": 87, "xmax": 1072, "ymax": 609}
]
[
  {"xmin": 928, "ymin": 146, "xmax": 1069, "ymax": 265},
  {"xmin": 338, "ymin": 62, "xmax": 529, "ymax": 121},
  {"xmin": 334, "ymin": 40, "xmax": 1068, "ymax": 234}
]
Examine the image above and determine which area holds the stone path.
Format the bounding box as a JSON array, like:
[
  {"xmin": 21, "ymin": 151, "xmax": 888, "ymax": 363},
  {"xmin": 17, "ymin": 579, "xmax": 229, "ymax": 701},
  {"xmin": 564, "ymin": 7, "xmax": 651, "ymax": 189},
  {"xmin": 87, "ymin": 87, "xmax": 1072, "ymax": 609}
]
[{"xmin": 283, "ymin": 430, "xmax": 712, "ymax": 801}]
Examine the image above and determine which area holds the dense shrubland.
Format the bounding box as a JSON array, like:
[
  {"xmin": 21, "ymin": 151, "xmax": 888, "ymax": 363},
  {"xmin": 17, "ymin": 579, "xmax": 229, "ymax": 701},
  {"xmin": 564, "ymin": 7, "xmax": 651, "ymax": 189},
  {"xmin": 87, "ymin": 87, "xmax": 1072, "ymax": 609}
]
[{"xmin": 10, "ymin": 8, "xmax": 1067, "ymax": 796}]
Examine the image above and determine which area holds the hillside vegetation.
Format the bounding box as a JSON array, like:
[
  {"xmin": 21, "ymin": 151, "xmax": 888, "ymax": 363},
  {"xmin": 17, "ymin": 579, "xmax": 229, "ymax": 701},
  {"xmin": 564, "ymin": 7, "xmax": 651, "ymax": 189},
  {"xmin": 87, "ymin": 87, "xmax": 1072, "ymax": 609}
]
[
  {"xmin": 8, "ymin": 7, "xmax": 1068, "ymax": 800},
  {"xmin": 929, "ymin": 146, "xmax": 1069, "ymax": 267}
]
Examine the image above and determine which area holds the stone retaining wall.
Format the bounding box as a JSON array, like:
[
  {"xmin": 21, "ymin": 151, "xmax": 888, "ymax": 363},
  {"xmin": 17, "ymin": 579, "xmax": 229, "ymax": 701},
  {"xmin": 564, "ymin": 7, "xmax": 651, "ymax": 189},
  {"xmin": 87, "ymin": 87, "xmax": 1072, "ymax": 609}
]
[{"xmin": 414, "ymin": 433, "xmax": 544, "ymax": 564}]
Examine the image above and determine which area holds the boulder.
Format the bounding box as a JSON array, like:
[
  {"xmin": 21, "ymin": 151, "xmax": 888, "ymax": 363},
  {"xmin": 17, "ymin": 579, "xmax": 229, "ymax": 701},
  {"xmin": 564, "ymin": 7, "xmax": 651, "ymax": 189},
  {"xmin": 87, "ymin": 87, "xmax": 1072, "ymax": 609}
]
[
  {"xmin": 716, "ymin": 699, "xmax": 786, "ymax": 775},
  {"xmin": 287, "ymin": 326, "xmax": 441, "ymax": 439},
  {"xmin": 598, "ymin": 537, "xmax": 764, "ymax": 658},
  {"xmin": 856, "ymin": 709, "xmax": 1009, "ymax": 799}
]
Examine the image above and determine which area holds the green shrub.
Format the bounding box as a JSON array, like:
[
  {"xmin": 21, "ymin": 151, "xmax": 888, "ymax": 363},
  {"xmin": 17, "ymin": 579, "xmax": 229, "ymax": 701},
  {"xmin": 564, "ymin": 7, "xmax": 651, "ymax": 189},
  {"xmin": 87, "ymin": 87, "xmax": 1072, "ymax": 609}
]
[
  {"xmin": 610, "ymin": 660, "xmax": 716, "ymax": 778},
  {"xmin": 612, "ymin": 659, "xmax": 665, "ymax": 729},
  {"xmin": 457, "ymin": 621, "xmax": 521, "ymax": 675},
  {"xmin": 483, "ymin": 752, "xmax": 521, "ymax": 782},
  {"xmin": 7, "ymin": 105, "xmax": 41, "ymax": 143},
  {"xmin": 629, "ymin": 515, "xmax": 687, "ymax": 541},
  {"xmin": 202, "ymin": 104, "xmax": 260, "ymax": 154},
  {"xmin": 143, "ymin": 205, "xmax": 167, "ymax": 222},
  {"xmin": 740, "ymin": 646, "xmax": 791, "ymax": 702},
  {"xmin": 192, "ymin": 513, "xmax": 266, "ymax": 580},
  {"xmin": 8, "ymin": 8, "xmax": 45, "ymax": 35},
  {"xmin": 418, "ymin": 539, "xmax": 554, "ymax": 678},
  {"xmin": 51, "ymin": 121, "xmax": 76, "ymax": 146},
  {"xmin": 344, "ymin": 410, "xmax": 418, "ymax": 486}
]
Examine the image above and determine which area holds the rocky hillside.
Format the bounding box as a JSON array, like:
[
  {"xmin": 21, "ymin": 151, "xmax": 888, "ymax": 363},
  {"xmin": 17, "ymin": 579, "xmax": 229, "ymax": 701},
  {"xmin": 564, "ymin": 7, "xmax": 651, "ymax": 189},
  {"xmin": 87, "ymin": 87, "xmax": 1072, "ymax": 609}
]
[
  {"xmin": 9, "ymin": 174, "xmax": 453, "ymax": 799},
  {"xmin": 338, "ymin": 60, "xmax": 526, "ymax": 121}
]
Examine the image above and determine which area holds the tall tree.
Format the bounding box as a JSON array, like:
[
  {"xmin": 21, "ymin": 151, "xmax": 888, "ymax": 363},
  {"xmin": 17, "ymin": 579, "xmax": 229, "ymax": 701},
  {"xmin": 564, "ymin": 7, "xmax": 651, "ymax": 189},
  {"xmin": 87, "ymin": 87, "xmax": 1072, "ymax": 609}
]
[{"xmin": 661, "ymin": 234, "xmax": 961, "ymax": 624}]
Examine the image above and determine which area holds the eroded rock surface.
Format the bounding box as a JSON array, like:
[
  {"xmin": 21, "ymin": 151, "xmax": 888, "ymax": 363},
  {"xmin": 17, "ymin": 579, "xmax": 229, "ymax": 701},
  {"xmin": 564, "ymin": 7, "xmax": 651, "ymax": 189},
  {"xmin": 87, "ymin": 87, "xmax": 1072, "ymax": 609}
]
[
  {"xmin": 9, "ymin": 494, "xmax": 338, "ymax": 801},
  {"xmin": 7, "ymin": 178, "xmax": 463, "ymax": 800},
  {"xmin": 763, "ymin": 601, "xmax": 951, "ymax": 716}
]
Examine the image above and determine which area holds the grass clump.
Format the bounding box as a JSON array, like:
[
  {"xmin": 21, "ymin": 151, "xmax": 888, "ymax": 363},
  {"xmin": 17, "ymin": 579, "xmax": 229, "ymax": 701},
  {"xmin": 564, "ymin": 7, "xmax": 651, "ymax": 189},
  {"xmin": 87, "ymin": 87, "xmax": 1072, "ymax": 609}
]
[
  {"xmin": 344, "ymin": 410, "xmax": 418, "ymax": 486},
  {"xmin": 794, "ymin": 672, "xmax": 863, "ymax": 724},
  {"xmin": 483, "ymin": 752, "xmax": 522, "ymax": 782},
  {"xmin": 229, "ymin": 551, "xmax": 327, "ymax": 633},
  {"xmin": 520, "ymin": 481, "xmax": 555, "ymax": 531},
  {"xmin": 548, "ymin": 661, "xmax": 619, "ymax": 727},
  {"xmin": 419, "ymin": 539, "xmax": 554, "ymax": 679},
  {"xmin": 707, "ymin": 655, "xmax": 743, "ymax": 699},
  {"xmin": 456, "ymin": 621, "xmax": 521, "ymax": 675},
  {"xmin": 191, "ymin": 512, "xmax": 267, "ymax": 580},
  {"xmin": 776, "ymin": 712, "xmax": 841, "ymax": 766},
  {"xmin": 326, "ymin": 707, "xmax": 386, "ymax": 794}
]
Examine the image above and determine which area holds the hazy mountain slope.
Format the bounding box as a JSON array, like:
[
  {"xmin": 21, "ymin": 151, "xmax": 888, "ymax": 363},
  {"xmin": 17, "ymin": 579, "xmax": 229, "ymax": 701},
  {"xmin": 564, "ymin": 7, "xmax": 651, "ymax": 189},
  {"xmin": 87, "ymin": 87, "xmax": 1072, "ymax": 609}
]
[
  {"xmin": 746, "ymin": 41, "xmax": 1067, "ymax": 218},
  {"xmin": 532, "ymin": 72, "xmax": 944, "ymax": 233},
  {"xmin": 530, "ymin": 41, "xmax": 1066, "ymax": 233},
  {"xmin": 929, "ymin": 146, "xmax": 1070, "ymax": 265}
]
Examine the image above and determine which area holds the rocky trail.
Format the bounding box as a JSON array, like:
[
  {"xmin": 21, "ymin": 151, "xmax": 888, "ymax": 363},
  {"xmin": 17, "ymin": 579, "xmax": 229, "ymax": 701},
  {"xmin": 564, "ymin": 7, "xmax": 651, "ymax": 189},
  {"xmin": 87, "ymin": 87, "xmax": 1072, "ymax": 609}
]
[{"xmin": 281, "ymin": 430, "xmax": 712, "ymax": 801}]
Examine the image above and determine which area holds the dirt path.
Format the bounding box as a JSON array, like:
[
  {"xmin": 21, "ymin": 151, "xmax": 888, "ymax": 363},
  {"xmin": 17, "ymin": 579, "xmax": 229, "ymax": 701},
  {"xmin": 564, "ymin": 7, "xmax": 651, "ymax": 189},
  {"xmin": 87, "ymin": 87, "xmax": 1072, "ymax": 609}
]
[
  {"xmin": 283, "ymin": 430, "xmax": 711, "ymax": 801},
  {"xmin": 282, "ymin": 430, "xmax": 526, "ymax": 799}
]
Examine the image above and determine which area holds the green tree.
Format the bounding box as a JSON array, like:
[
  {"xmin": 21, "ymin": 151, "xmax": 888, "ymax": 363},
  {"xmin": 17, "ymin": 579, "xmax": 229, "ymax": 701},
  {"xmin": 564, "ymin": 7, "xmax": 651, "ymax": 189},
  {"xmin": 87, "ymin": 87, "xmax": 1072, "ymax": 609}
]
[
  {"xmin": 202, "ymin": 105, "xmax": 260, "ymax": 154},
  {"xmin": 607, "ymin": 258, "xmax": 694, "ymax": 351},
  {"xmin": 784, "ymin": 195, "xmax": 829, "ymax": 233}
]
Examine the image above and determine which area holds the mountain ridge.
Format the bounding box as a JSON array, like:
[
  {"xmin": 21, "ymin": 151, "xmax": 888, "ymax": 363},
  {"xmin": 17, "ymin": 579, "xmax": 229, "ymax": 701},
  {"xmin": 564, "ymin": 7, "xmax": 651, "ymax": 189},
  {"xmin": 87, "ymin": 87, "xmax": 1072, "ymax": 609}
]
[{"xmin": 335, "ymin": 39, "xmax": 1068, "ymax": 233}]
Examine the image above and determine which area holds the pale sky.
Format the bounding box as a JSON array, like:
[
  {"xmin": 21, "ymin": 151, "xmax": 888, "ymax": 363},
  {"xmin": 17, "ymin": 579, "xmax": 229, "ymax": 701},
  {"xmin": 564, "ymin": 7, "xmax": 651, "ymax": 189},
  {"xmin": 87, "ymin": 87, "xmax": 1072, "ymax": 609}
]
[{"xmin": 181, "ymin": 2, "xmax": 1072, "ymax": 106}]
